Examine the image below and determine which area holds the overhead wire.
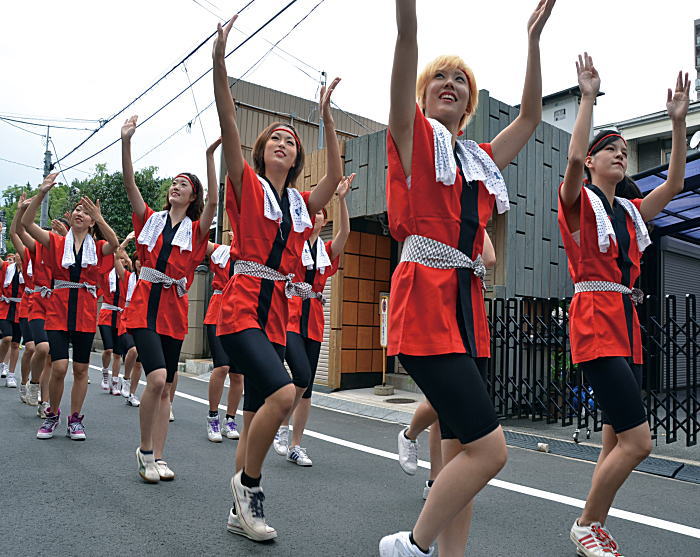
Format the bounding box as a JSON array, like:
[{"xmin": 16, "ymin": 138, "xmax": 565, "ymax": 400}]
[
  {"xmin": 0, "ymin": 113, "xmax": 101, "ymax": 124},
  {"xmin": 55, "ymin": 0, "xmax": 259, "ymax": 166},
  {"xmin": 0, "ymin": 157, "xmax": 42, "ymax": 171},
  {"xmin": 182, "ymin": 61, "xmax": 208, "ymax": 147},
  {"xmin": 60, "ymin": 0, "xmax": 299, "ymax": 172},
  {"xmin": 0, "ymin": 116, "xmax": 97, "ymax": 132},
  {"xmin": 0, "ymin": 117, "xmax": 47, "ymax": 137}
]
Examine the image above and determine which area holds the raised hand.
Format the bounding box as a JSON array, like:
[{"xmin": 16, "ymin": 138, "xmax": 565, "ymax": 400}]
[
  {"xmin": 40, "ymin": 172, "xmax": 59, "ymax": 194},
  {"xmin": 336, "ymin": 173, "xmax": 356, "ymax": 200},
  {"xmin": 320, "ymin": 77, "xmax": 341, "ymax": 125},
  {"xmin": 667, "ymin": 71, "xmax": 690, "ymax": 123},
  {"xmin": 121, "ymin": 115, "xmax": 138, "ymax": 141},
  {"xmin": 527, "ymin": 0, "xmax": 556, "ymax": 40},
  {"xmin": 51, "ymin": 219, "xmax": 68, "ymax": 236},
  {"xmin": 213, "ymin": 16, "xmax": 237, "ymax": 61},
  {"xmin": 126, "ymin": 231, "xmax": 135, "ymax": 242},
  {"xmin": 206, "ymin": 136, "xmax": 223, "ymax": 156},
  {"xmin": 79, "ymin": 196, "xmax": 104, "ymax": 223},
  {"xmin": 576, "ymin": 52, "xmax": 600, "ymax": 98}
]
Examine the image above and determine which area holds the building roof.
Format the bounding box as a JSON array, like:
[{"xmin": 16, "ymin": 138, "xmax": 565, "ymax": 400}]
[
  {"xmin": 596, "ymin": 101, "xmax": 700, "ymax": 132},
  {"xmin": 541, "ymin": 85, "xmax": 604, "ymax": 104},
  {"xmin": 634, "ymin": 151, "xmax": 700, "ymax": 245}
]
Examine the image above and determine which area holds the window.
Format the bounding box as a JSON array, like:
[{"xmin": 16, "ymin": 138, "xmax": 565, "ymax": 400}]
[{"xmin": 554, "ymin": 108, "xmax": 566, "ymax": 121}]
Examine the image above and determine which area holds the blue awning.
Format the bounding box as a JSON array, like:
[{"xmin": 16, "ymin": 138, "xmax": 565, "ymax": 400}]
[{"xmin": 634, "ymin": 151, "xmax": 700, "ymax": 245}]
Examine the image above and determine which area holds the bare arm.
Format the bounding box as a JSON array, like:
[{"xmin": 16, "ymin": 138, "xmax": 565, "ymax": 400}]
[
  {"xmin": 640, "ymin": 72, "xmax": 690, "ymax": 221},
  {"xmin": 21, "ymin": 173, "xmax": 57, "ymax": 247},
  {"xmin": 483, "ymin": 230, "xmax": 496, "ymax": 268},
  {"xmin": 80, "ymin": 197, "xmax": 119, "ymax": 256},
  {"xmin": 200, "ymin": 137, "xmax": 223, "ymax": 237},
  {"xmin": 308, "ymin": 79, "xmax": 344, "ymax": 214},
  {"xmin": 119, "ymin": 231, "xmax": 135, "ymax": 252},
  {"xmin": 213, "ymin": 16, "xmax": 245, "ymax": 202},
  {"xmin": 114, "ymin": 249, "xmax": 127, "ymax": 280},
  {"xmin": 10, "ymin": 195, "xmax": 27, "ymax": 262},
  {"xmin": 560, "ymin": 53, "xmax": 600, "ymax": 211},
  {"xmin": 490, "ymin": 0, "xmax": 555, "ymax": 170},
  {"xmin": 388, "ymin": 0, "xmax": 418, "ymax": 177},
  {"xmin": 330, "ymin": 174, "xmax": 355, "ymax": 259},
  {"xmin": 121, "ymin": 115, "xmax": 147, "ymax": 220}
]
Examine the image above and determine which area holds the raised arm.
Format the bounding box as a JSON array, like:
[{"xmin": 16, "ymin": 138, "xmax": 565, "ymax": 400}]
[
  {"xmin": 490, "ymin": 0, "xmax": 555, "ymax": 170},
  {"xmin": 21, "ymin": 173, "xmax": 57, "ymax": 247},
  {"xmin": 121, "ymin": 115, "xmax": 147, "ymax": 220},
  {"xmin": 119, "ymin": 230, "xmax": 135, "ymax": 252},
  {"xmin": 16, "ymin": 197, "xmax": 37, "ymax": 255},
  {"xmin": 308, "ymin": 79, "xmax": 344, "ymax": 214},
  {"xmin": 639, "ymin": 72, "xmax": 690, "ymax": 222},
  {"xmin": 330, "ymin": 174, "xmax": 355, "ymax": 259},
  {"xmin": 10, "ymin": 194, "xmax": 28, "ymax": 261},
  {"xmin": 213, "ymin": 16, "xmax": 245, "ymax": 202},
  {"xmin": 80, "ymin": 196, "xmax": 119, "ymax": 256},
  {"xmin": 114, "ymin": 248, "xmax": 127, "ymax": 280},
  {"xmin": 560, "ymin": 53, "xmax": 600, "ymax": 210},
  {"xmin": 200, "ymin": 137, "xmax": 222, "ymax": 237},
  {"xmin": 388, "ymin": 0, "xmax": 418, "ymax": 177}
]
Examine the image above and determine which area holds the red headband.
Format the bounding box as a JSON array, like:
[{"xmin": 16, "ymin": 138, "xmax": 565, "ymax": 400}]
[
  {"xmin": 174, "ymin": 173, "xmax": 197, "ymax": 193},
  {"xmin": 271, "ymin": 127, "xmax": 301, "ymax": 147},
  {"xmin": 587, "ymin": 133, "xmax": 626, "ymax": 157}
]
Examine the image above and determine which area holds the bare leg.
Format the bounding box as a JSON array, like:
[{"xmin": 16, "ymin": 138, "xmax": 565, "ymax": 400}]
[
  {"xmin": 39, "ymin": 356, "xmax": 51, "ymax": 402},
  {"xmin": 9, "ymin": 342, "xmax": 20, "ymax": 374},
  {"xmin": 208, "ymin": 366, "xmax": 229, "ymax": 411},
  {"xmin": 101, "ymin": 348, "xmax": 112, "ymax": 370},
  {"xmin": 30, "ymin": 341, "xmax": 49, "ymax": 384},
  {"xmin": 406, "ymin": 401, "xmax": 438, "ymax": 441},
  {"xmin": 0, "ymin": 336, "xmax": 11, "ymax": 364},
  {"xmin": 130, "ymin": 362, "xmax": 142, "ymax": 395},
  {"xmin": 280, "ymin": 385, "xmax": 306, "ymax": 428},
  {"xmin": 48, "ymin": 359, "xmax": 70, "ymax": 412},
  {"xmin": 243, "ymin": 384, "xmax": 295, "ymax": 478},
  {"xmin": 138, "ymin": 368, "xmax": 166, "ymax": 451},
  {"xmin": 153, "ymin": 381, "xmax": 173, "ymax": 460},
  {"xmin": 226, "ymin": 372, "xmax": 243, "ymax": 417},
  {"xmin": 412, "ymin": 427, "xmax": 507, "ymax": 553},
  {"xmin": 123, "ymin": 347, "xmax": 137, "ymax": 380},
  {"xmin": 20, "ymin": 341, "xmax": 35, "ymax": 384},
  {"xmin": 236, "ymin": 411, "xmax": 255, "ymax": 473},
  {"xmin": 579, "ymin": 422, "xmax": 651, "ymax": 526},
  {"xmin": 290, "ymin": 397, "xmax": 311, "ymax": 447},
  {"xmin": 169, "ymin": 373, "xmax": 178, "ymax": 403},
  {"xmin": 428, "ymin": 420, "xmax": 443, "ymax": 481},
  {"xmin": 111, "ymin": 353, "xmax": 122, "ymax": 380},
  {"xmin": 70, "ymin": 362, "xmax": 89, "ymax": 415}
]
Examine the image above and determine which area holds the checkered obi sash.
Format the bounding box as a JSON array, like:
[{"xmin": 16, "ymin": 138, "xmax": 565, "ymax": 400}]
[
  {"xmin": 139, "ymin": 267, "xmax": 187, "ymax": 297},
  {"xmin": 233, "ymin": 260, "xmax": 324, "ymax": 302},
  {"xmin": 102, "ymin": 303, "xmax": 124, "ymax": 312},
  {"xmin": 53, "ymin": 280, "xmax": 97, "ymax": 298},
  {"xmin": 28, "ymin": 286, "xmax": 52, "ymax": 298},
  {"xmin": 0, "ymin": 295, "xmax": 22, "ymax": 303},
  {"xmin": 574, "ymin": 281, "xmax": 644, "ymax": 305},
  {"xmin": 400, "ymin": 235, "xmax": 487, "ymax": 285}
]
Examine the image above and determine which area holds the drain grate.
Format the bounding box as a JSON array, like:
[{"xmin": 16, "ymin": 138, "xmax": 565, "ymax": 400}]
[{"xmin": 385, "ymin": 398, "xmax": 416, "ymax": 404}]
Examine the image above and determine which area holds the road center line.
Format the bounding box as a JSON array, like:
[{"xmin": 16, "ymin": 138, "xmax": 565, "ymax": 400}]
[{"xmin": 89, "ymin": 364, "xmax": 700, "ymax": 539}]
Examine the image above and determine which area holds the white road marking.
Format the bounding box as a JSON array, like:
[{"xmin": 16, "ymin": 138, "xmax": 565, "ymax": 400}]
[{"xmin": 88, "ymin": 364, "xmax": 700, "ymax": 540}]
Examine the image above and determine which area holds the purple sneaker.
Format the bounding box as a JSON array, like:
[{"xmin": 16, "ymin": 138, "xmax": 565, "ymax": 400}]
[
  {"xmin": 36, "ymin": 408, "xmax": 61, "ymax": 439},
  {"xmin": 66, "ymin": 413, "xmax": 86, "ymax": 441}
]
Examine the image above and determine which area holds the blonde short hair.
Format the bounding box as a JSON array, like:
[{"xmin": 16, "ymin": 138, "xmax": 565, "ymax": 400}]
[{"xmin": 416, "ymin": 55, "xmax": 478, "ymax": 131}]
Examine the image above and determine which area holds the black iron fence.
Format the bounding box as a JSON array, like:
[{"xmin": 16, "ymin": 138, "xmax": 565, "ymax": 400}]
[{"xmin": 484, "ymin": 295, "xmax": 699, "ymax": 447}]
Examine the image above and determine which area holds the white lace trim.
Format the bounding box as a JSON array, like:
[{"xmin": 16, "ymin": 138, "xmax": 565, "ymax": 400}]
[
  {"xmin": 108, "ymin": 268, "xmax": 117, "ymax": 293},
  {"xmin": 137, "ymin": 211, "xmax": 193, "ymax": 253},
  {"xmin": 125, "ymin": 272, "xmax": 137, "ymax": 304},
  {"xmin": 584, "ymin": 188, "xmax": 651, "ymax": 254},
  {"xmin": 258, "ymin": 175, "xmax": 312, "ymax": 233},
  {"xmin": 210, "ymin": 244, "xmax": 231, "ymax": 268},
  {"xmin": 427, "ymin": 118, "xmax": 510, "ymax": 214},
  {"xmin": 301, "ymin": 239, "xmax": 332, "ymax": 275},
  {"xmin": 62, "ymin": 230, "xmax": 98, "ymax": 268}
]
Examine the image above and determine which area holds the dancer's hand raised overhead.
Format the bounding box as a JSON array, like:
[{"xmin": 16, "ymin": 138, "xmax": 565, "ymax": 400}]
[
  {"xmin": 121, "ymin": 115, "xmax": 138, "ymax": 141},
  {"xmin": 667, "ymin": 71, "xmax": 690, "ymax": 123},
  {"xmin": 576, "ymin": 52, "xmax": 600, "ymax": 99}
]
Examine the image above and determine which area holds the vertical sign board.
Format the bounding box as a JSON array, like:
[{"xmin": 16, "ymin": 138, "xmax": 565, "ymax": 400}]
[{"xmin": 379, "ymin": 292, "xmax": 389, "ymax": 348}]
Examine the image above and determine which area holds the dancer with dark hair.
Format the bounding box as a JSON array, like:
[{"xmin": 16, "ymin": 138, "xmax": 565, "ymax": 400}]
[
  {"xmin": 121, "ymin": 115, "xmax": 216, "ymax": 483},
  {"xmin": 114, "ymin": 245, "xmax": 141, "ymax": 406},
  {"xmin": 560, "ymin": 55, "xmax": 690, "ymax": 557},
  {"xmin": 380, "ymin": 1, "xmax": 554, "ymax": 555},
  {"xmin": 213, "ymin": 13, "xmax": 342, "ymax": 541},
  {"xmin": 22, "ymin": 175, "xmax": 120, "ymax": 440},
  {"xmin": 0, "ymin": 251, "xmax": 23, "ymax": 389}
]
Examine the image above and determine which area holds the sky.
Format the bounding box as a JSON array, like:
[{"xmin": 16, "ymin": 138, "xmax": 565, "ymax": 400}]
[{"xmin": 1, "ymin": 0, "xmax": 698, "ymax": 195}]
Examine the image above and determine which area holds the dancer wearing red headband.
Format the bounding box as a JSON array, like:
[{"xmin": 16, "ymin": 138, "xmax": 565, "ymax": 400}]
[
  {"xmin": 561, "ymin": 55, "xmax": 690, "ymax": 557},
  {"xmin": 121, "ymin": 116, "xmax": 216, "ymax": 483},
  {"xmin": 203, "ymin": 138, "xmax": 243, "ymax": 443},
  {"xmin": 273, "ymin": 173, "xmax": 354, "ymax": 466},
  {"xmin": 380, "ymin": 1, "xmax": 555, "ymax": 555},
  {"xmin": 22, "ymin": 175, "xmax": 120, "ymax": 440},
  {"xmin": 213, "ymin": 14, "xmax": 343, "ymax": 541}
]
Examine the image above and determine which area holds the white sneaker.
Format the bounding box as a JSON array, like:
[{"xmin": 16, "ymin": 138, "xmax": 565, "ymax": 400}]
[
  {"xmin": 100, "ymin": 369, "xmax": 109, "ymax": 391},
  {"xmin": 379, "ymin": 532, "xmax": 434, "ymax": 556},
  {"xmin": 226, "ymin": 507, "xmax": 277, "ymax": 541},
  {"xmin": 230, "ymin": 470, "xmax": 270, "ymax": 542},
  {"xmin": 273, "ymin": 426, "xmax": 289, "ymax": 456},
  {"xmin": 6, "ymin": 374, "xmax": 17, "ymax": 388},
  {"xmin": 207, "ymin": 415, "xmax": 223, "ymax": 442},
  {"xmin": 221, "ymin": 417, "xmax": 240, "ymax": 440},
  {"xmin": 397, "ymin": 428, "xmax": 418, "ymax": 475},
  {"xmin": 287, "ymin": 445, "xmax": 312, "ymax": 466},
  {"xmin": 422, "ymin": 481, "xmax": 431, "ymax": 501},
  {"xmin": 169, "ymin": 406, "xmax": 174, "ymax": 422},
  {"xmin": 37, "ymin": 401, "xmax": 50, "ymax": 418},
  {"xmin": 136, "ymin": 448, "xmax": 159, "ymax": 484},
  {"xmin": 570, "ymin": 520, "xmax": 623, "ymax": 556},
  {"xmin": 26, "ymin": 383, "xmax": 40, "ymax": 406},
  {"xmin": 0, "ymin": 362, "xmax": 7, "ymax": 377},
  {"xmin": 121, "ymin": 379, "xmax": 131, "ymax": 398},
  {"xmin": 111, "ymin": 379, "xmax": 121, "ymax": 396},
  {"xmin": 19, "ymin": 383, "xmax": 27, "ymax": 402},
  {"xmin": 126, "ymin": 393, "xmax": 140, "ymax": 407},
  {"xmin": 155, "ymin": 460, "xmax": 175, "ymax": 481}
]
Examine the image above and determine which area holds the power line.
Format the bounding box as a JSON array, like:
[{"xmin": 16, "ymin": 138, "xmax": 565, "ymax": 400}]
[
  {"xmin": 0, "ymin": 156, "xmax": 42, "ymax": 171},
  {"xmin": 60, "ymin": 0, "xmax": 299, "ymax": 172},
  {"xmin": 191, "ymin": 0, "xmax": 223, "ymax": 20},
  {"xmin": 0, "ymin": 113, "xmax": 101, "ymax": 124},
  {"xmin": 0, "ymin": 117, "xmax": 47, "ymax": 137},
  {"xmin": 0, "ymin": 116, "xmax": 97, "ymax": 132},
  {"xmin": 56, "ymin": 0, "xmax": 259, "ymax": 166},
  {"xmin": 182, "ymin": 61, "xmax": 208, "ymax": 147}
]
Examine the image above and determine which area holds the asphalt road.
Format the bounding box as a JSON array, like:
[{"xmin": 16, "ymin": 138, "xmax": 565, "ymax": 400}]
[{"xmin": 0, "ymin": 350, "xmax": 698, "ymax": 556}]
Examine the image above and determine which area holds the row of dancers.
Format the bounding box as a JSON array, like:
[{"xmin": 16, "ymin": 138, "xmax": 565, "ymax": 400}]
[{"xmin": 3, "ymin": 0, "xmax": 693, "ymax": 554}]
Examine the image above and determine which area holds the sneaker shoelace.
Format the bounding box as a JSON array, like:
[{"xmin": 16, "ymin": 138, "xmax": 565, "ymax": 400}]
[
  {"xmin": 590, "ymin": 525, "xmax": 619, "ymax": 554},
  {"xmin": 296, "ymin": 447, "xmax": 309, "ymax": 460},
  {"xmin": 70, "ymin": 419, "xmax": 85, "ymax": 434},
  {"xmin": 41, "ymin": 415, "xmax": 58, "ymax": 430},
  {"xmin": 226, "ymin": 420, "xmax": 237, "ymax": 430},
  {"xmin": 248, "ymin": 490, "xmax": 266, "ymax": 519},
  {"xmin": 210, "ymin": 419, "xmax": 220, "ymax": 433}
]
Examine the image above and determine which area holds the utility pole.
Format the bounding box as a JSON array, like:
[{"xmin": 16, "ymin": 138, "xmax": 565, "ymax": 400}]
[
  {"xmin": 40, "ymin": 126, "xmax": 52, "ymax": 227},
  {"xmin": 318, "ymin": 71, "xmax": 327, "ymax": 150}
]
